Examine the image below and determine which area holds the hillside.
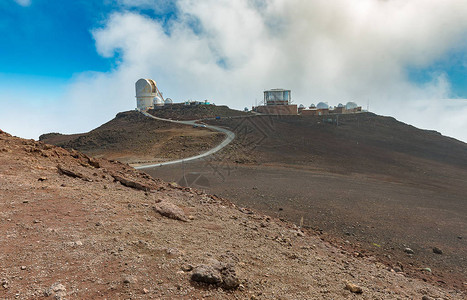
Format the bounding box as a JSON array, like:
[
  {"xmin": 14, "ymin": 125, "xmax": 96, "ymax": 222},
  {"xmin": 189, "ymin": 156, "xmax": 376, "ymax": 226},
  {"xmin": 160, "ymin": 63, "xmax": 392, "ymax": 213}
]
[
  {"xmin": 206, "ymin": 113, "xmax": 467, "ymax": 185},
  {"xmin": 147, "ymin": 103, "xmax": 251, "ymax": 120},
  {"xmin": 1, "ymin": 129, "xmax": 465, "ymax": 299},
  {"xmin": 39, "ymin": 111, "xmax": 224, "ymax": 164},
  {"xmin": 148, "ymin": 113, "xmax": 467, "ymax": 291}
]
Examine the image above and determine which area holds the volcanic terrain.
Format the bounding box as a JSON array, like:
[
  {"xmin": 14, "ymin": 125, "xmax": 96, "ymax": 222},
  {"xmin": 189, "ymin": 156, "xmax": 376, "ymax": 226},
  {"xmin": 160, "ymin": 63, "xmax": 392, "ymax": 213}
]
[
  {"xmin": 38, "ymin": 107, "xmax": 467, "ymax": 294},
  {"xmin": 39, "ymin": 111, "xmax": 224, "ymax": 165},
  {"xmin": 5, "ymin": 130, "xmax": 467, "ymax": 298}
]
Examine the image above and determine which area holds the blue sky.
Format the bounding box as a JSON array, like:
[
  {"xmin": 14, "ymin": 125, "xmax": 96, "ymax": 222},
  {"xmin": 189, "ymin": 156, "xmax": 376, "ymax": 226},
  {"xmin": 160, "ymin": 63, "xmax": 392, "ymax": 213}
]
[{"xmin": 1, "ymin": 0, "xmax": 467, "ymax": 142}]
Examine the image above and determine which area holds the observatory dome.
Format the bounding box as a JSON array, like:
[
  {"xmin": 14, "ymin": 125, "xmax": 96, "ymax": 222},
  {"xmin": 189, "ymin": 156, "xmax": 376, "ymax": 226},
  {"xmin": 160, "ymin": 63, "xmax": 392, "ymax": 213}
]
[
  {"xmin": 346, "ymin": 102, "xmax": 358, "ymax": 110},
  {"xmin": 316, "ymin": 102, "xmax": 329, "ymax": 109},
  {"xmin": 154, "ymin": 96, "xmax": 164, "ymax": 106},
  {"xmin": 338, "ymin": 103, "xmax": 344, "ymax": 108},
  {"xmin": 299, "ymin": 104, "xmax": 305, "ymax": 109},
  {"xmin": 165, "ymin": 98, "xmax": 173, "ymax": 104},
  {"xmin": 136, "ymin": 78, "xmax": 158, "ymax": 110},
  {"xmin": 309, "ymin": 104, "xmax": 316, "ymax": 108}
]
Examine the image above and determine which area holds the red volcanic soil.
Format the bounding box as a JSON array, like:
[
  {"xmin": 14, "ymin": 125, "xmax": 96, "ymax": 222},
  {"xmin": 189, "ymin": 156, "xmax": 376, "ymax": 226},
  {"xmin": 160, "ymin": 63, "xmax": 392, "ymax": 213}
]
[{"xmin": 4, "ymin": 129, "xmax": 466, "ymax": 299}]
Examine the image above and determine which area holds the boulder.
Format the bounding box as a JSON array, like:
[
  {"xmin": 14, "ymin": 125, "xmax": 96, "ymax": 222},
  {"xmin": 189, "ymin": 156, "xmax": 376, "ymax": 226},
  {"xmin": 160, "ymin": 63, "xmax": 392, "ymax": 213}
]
[{"xmin": 153, "ymin": 201, "xmax": 187, "ymax": 222}]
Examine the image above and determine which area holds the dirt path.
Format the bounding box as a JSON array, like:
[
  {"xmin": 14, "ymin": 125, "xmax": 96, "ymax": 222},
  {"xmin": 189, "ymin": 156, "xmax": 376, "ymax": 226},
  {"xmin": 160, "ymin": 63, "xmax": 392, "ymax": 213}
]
[{"xmin": 132, "ymin": 111, "xmax": 235, "ymax": 169}]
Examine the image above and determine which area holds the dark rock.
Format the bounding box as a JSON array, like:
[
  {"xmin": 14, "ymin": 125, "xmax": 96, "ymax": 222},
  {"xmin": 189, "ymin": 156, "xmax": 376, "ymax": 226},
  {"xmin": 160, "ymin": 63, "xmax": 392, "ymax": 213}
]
[
  {"xmin": 112, "ymin": 175, "xmax": 151, "ymax": 191},
  {"xmin": 191, "ymin": 265, "xmax": 222, "ymax": 285},
  {"xmin": 1, "ymin": 278, "xmax": 9, "ymax": 289},
  {"xmin": 404, "ymin": 247, "xmax": 414, "ymax": 254},
  {"xmin": 181, "ymin": 264, "xmax": 193, "ymax": 272},
  {"xmin": 191, "ymin": 259, "xmax": 239, "ymax": 290},
  {"xmin": 432, "ymin": 247, "xmax": 443, "ymax": 254},
  {"xmin": 57, "ymin": 165, "xmax": 91, "ymax": 181},
  {"xmin": 221, "ymin": 267, "xmax": 240, "ymax": 290}
]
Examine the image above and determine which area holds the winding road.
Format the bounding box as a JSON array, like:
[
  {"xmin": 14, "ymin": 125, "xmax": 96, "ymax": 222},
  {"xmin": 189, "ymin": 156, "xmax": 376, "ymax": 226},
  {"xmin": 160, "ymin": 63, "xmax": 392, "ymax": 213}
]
[{"xmin": 133, "ymin": 111, "xmax": 235, "ymax": 170}]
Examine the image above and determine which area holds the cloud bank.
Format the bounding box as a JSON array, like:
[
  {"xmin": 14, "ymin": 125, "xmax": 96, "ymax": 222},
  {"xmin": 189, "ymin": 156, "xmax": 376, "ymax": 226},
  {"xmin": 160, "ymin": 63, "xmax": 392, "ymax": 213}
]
[{"xmin": 6, "ymin": 0, "xmax": 467, "ymax": 142}]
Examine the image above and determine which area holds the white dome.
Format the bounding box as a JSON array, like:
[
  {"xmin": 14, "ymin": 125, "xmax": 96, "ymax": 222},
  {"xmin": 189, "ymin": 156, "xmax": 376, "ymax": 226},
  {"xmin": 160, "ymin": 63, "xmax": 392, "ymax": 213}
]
[
  {"xmin": 309, "ymin": 104, "xmax": 316, "ymax": 108},
  {"xmin": 135, "ymin": 78, "xmax": 157, "ymax": 97},
  {"xmin": 299, "ymin": 104, "xmax": 305, "ymax": 108},
  {"xmin": 165, "ymin": 98, "xmax": 173, "ymax": 104},
  {"xmin": 346, "ymin": 102, "xmax": 358, "ymax": 109},
  {"xmin": 316, "ymin": 102, "xmax": 329, "ymax": 109},
  {"xmin": 154, "ymin": 96, "xmax": 164, "ymax": 106},
  {"xmin": 338, "ymin": 103, "xmax": 344, "ymax": 108}
]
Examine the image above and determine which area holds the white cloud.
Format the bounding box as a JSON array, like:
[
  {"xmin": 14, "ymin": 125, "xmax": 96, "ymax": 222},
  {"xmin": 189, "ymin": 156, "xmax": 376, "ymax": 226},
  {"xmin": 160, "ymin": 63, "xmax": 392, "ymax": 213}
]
[
  {"xmin": 6, "ymin": 0, "xmax": 467, "ymax": 142},
  {"xmin": 14, "ymin": 0, "xmax": 31, "ymax": 7}
]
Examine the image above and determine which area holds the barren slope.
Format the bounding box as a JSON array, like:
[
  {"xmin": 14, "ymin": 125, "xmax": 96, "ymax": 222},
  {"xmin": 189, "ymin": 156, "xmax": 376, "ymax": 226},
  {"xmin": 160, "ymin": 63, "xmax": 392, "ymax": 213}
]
[
  {"xmin": 146, "ymin": 113, "xmax": 467, "ymax": 291},
  {"xmin": 147, "ymin": 104, "xmax": 250, "ymax": 120},
  {"xmin": 39, "ymin": 111, "xmax": 224, "ymax": 164},
  {"xmin": 1, "ymin": 130, "xmax": 465, "ymax": 299}
]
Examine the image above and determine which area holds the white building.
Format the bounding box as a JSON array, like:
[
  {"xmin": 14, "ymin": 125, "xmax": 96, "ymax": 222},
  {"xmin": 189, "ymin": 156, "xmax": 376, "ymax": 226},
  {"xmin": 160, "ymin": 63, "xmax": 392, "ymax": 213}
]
[
  {"xmin": 135, "ymin": 78, "xmax": 159, "ymax": 110},
  {"xmin": 263, "ymin": 89, "xmax": 291, "ymax": 106}
]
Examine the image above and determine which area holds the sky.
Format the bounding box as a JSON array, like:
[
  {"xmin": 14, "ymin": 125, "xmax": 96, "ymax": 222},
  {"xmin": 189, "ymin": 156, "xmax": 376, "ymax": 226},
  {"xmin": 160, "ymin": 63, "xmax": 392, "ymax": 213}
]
[{"xmin": 1, "ymin": 0, "xmax": 467, "ymax": 143}]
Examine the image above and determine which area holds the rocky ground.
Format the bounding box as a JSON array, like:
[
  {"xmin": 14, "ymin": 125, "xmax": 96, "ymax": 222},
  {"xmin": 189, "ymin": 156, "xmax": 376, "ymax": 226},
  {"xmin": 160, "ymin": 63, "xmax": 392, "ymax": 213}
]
[
  {"xmin": 147, "ymin": 104, "xmax": 251, "ymax": 121},
  {"xmin": 1, "ymin": 131, "xmax": 466, "ymax": 299},
  {"xmin": 39, "ymin": 111, "xmax": 224, "ymax": 165}
]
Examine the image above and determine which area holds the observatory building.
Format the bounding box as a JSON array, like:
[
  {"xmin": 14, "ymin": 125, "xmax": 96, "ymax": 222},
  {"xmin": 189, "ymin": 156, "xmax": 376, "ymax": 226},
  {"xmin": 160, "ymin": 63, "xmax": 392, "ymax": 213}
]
[
  {"xmin": 254, "ymin": 88, "xmax": 297, "ymax": 115},
  {"xmin": 264, "ymin": 89, "xmax": 291, "ymax": 106},
  {"xmin": 301, "ymin": 101, "xmax": 362, "ymax": 115},
  {"xmin": 135, "ymin": 78, "xmax": 164, "ymax": 110}
]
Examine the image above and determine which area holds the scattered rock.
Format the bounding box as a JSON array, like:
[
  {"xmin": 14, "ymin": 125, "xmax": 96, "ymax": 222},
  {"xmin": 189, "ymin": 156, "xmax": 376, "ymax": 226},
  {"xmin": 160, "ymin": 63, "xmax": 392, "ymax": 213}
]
[
  {"xmin": 221, "ymin": 267, "xmax": 240, "ymax": 290},
  {"xmin": 422, "ymin": 296, "xmax": 433, "ymax": 300},
  {"xmin": 404, "ymin": 247, "xmax": 414, "ymax": 254},
  {"xmin": 191, "ymin": 259, "xmax": 239, "ymax": 290},
  {"xmin": 181, "ymin": 264, "xmax": 193, "ymax": 272},
  {"xmin": 238, "ymin": 207, "xmax": 254, "ymax": 215},
  {"xmin": 123, "ymin": 276, "xmax": 136, "ymax": 284},
  {"xmin": 22, "ymin": 200, "xmax": 29, "ymax": 203},
  {"xmin": 143, "ymin": 288, "xmax": 149, "ymax": 294},
  {"xmin": 20, "ymin": 266, "xmax": 26, "ymax": 270},
  {"xmin": 432, "ymin": 247, "xmax": 443, "ymax": 254},
  {"xmin": 345, "ymin": 282, "xmax": 363, "ymax": 294},
  {"xmin": 38, "ymin": 177, "xmax": 47, "ymax": 181},
  {"xmin": 112, "ymin": 175, "xmax": 151, "ymax": 191},
  {"xmin": 57, "ymin": 165, "xmax": 90, "ymax": 181},
  {"xmin": 153, "ymin": 201, "xmax": 188, "ymax": 222},
  {"xmin": 1, "ymin": 278, "xmax": 9, "ymax": 289},
  {"xmin": 421, "ymin": 267, "xmax": 432, "ymax": 273},
  {"xmin": 191, "ymin": 265, "xmax": 222, "ymax": 285},
  {"xmin": 87, "ymin": 157, "xmax": 100, "ymax": 168},
  {"xmin": 45, "ymin": 282, "xmax": 66, "ymax": 299}
]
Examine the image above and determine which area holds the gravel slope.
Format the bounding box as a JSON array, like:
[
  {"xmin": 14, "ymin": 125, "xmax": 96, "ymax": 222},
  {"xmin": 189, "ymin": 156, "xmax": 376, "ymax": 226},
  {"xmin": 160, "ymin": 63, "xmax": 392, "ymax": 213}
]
[{"xmin": 1, "ymin": 130, "xmax": 465, "ymax": 299}]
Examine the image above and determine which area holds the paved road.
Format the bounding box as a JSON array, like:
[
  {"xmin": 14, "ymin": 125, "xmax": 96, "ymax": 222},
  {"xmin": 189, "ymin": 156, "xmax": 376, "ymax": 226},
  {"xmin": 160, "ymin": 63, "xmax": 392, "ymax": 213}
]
[{"xmin": 134, "ymin": 111, "xmax": 235, "ymax": 169}]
